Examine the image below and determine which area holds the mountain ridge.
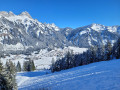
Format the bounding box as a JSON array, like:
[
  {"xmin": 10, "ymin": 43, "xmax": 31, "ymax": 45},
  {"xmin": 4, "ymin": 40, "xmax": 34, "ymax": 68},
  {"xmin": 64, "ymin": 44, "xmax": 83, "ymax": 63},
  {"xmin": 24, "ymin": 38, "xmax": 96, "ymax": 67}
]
[{"xmin": 0, "ymin": 11, "xmax": 120, "ymax": 54}]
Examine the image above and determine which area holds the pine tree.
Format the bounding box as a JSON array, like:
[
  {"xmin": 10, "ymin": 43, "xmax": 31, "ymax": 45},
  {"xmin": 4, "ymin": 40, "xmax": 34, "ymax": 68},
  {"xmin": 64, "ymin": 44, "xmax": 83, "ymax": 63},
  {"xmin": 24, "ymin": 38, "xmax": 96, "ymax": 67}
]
[
  {"xmin": 51, "ymin": 58, "xmax": 55, "ymax": 72},
  {"xmin": 23, "ymin": 60, "xmax": 30, "ymax": 71},
  {"xmin": 23, "ymin": 60, "xmax": 36, "ymax": 71},
  {"xmin": 31, "ymin": 60, "xmax": 36, "ymax": 71},
  {"xmin": 5, "ymin": 60, "xmax": 17, "ymax": 90},
  {"xmin": 0, "ymin": 73, "xmax": 8, "ymax": 90},
  {"xmin": 0, "ymin": 60, "xmax": 8, "ymax": 90},
  {"xmin": 65, "ymin": 51, "xmax": 72, "ymax": 69},
  {"xmin": 0, "ymin": 60, "xmax": 3, "ymax": 73},
  {"xmin": 89, "ymin": 46, "xmax": 97, "ymax": 62},
  {"xmin": 23, "ymin": 61, "xmax": 27, "ymax": 71},
  {"xmin": 105, "ymin": 41, "xmax": 112, "ymax": 60},
  {"xmin": 16, "ymin": 61, "xmax": 21, "ymax": 72},
  {"xmin": 0, "ymin": 60, "xmax": 17, "ymax": 90}
]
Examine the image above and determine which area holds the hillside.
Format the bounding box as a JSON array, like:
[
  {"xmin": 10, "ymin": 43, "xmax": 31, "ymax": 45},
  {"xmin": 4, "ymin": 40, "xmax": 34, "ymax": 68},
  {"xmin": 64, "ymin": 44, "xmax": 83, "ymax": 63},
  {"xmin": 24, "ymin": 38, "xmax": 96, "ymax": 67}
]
[{"xmin": 17, "ymin": 59, "xmax": 120, "ymax": 90}]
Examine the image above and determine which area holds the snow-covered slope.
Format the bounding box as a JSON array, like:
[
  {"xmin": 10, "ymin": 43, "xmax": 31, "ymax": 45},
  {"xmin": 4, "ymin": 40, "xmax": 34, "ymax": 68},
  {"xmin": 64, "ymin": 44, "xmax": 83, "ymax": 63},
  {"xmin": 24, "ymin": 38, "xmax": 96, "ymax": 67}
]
[{"xmin": 17, "ymin": 59, "xmax": 120, "ymax": 90}]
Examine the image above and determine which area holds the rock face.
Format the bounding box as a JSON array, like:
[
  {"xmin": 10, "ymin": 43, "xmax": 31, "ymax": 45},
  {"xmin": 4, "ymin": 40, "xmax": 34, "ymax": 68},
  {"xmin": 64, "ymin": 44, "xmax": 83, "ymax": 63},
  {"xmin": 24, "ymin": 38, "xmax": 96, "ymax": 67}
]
[
  {"xmin": 67, "ymin": 24, "xmax": 120, "ymax": 48},
  {"xmin": 0, "ymin": 11, "xmax": 120, "ymax": 54}
]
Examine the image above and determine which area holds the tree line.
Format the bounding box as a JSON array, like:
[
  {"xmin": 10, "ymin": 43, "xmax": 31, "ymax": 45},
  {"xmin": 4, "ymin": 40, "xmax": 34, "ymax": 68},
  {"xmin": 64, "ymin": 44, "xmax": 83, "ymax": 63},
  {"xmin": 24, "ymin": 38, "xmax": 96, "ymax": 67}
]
[
  {"xmin": 51, "ymin": 38, "xmax": 120, "ymax": 72},
  {"xmin": 16, "ymin": 60, "xmax": 36, "ymax": 72},
  {"xmin": 0, "ymin": 59, "xmax": 36, "ymax": 90}
]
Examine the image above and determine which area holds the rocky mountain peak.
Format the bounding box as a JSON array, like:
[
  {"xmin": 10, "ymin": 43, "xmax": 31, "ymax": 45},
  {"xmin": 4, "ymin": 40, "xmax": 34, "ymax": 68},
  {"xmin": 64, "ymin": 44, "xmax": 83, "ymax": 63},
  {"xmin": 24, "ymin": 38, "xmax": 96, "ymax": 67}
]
[
  {"xmin": 0, "ymin": 11, "xmax": 9, "ymax": 17},
  {"xmin": 9, "ymin": 11, "xmax": 15, "ymax": 16},
  {"xmin": 0, "ymin": 11, "xmax": 15, "ymax": 17},
  {"xmin": 19, "ymin": 11, "xmax": 32, "ymax": 18}
]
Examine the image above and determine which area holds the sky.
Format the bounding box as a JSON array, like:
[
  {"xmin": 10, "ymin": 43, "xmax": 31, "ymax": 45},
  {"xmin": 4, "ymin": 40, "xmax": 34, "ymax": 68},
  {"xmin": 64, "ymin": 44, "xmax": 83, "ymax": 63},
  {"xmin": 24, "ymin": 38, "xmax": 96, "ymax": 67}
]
[{"xmin": 0, "ymin": 0, "xmax": 120, "ymax": 28}]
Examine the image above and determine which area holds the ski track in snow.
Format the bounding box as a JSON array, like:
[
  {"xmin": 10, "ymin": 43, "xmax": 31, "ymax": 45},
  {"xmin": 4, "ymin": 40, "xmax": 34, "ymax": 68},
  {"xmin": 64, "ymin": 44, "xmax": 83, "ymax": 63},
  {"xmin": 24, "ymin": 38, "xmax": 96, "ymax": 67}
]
[{"xmin": 17, "ymin": 59, "xmax": 120, "ymax": 90}]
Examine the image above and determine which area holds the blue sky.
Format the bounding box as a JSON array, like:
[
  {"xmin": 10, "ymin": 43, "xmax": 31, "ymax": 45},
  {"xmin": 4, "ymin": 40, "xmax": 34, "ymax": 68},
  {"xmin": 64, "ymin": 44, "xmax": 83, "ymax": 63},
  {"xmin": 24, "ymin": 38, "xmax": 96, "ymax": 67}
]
[{"xmin": 0, "ymin": 0, "xmax": 120, "ymax": 28}]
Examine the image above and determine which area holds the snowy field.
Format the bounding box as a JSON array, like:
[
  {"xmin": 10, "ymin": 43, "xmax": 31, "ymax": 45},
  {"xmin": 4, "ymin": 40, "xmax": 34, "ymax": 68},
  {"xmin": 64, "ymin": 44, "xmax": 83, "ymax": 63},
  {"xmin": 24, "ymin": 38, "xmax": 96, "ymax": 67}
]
[
  {"xmin": 17, "ymin": 59, "xmax": 120, "ymax": 90},
  {"xmin": 1, "ymin": 46, "xmax": 87, "ymax": 69}
]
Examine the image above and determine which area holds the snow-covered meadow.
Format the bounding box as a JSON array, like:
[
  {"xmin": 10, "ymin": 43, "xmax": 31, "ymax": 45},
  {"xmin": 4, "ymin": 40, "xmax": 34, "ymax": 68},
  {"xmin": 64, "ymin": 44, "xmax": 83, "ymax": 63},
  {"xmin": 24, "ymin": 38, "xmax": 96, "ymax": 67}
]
[{"xmin": 17, "ymin": 59, "xmax": 120, "ymax": 90}]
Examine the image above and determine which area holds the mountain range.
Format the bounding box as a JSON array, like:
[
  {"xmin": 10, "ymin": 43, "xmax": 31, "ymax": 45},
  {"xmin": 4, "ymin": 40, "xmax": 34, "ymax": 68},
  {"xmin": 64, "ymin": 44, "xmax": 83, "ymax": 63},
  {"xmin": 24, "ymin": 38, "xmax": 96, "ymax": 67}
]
[{"xmin": 0, "ymin": 11, "xmax": 120, "ymax": 54}]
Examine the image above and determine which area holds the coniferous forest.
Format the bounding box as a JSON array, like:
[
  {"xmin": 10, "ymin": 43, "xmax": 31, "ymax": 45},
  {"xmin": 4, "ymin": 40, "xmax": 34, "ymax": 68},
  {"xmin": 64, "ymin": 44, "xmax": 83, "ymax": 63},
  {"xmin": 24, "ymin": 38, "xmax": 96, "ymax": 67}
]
[{"xmin": 51, "ymin": 38, "xmax": 120, "ymax": 72}]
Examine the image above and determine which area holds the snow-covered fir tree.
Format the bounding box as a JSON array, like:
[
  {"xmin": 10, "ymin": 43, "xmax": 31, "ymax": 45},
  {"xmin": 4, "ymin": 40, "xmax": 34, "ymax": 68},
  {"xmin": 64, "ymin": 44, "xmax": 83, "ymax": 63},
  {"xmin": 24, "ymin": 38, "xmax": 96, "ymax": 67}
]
[
  {"xmin": 0, "ymin": 60, "xmax": 17, "ymax": 90},
  {"xmin": 16, "ymin": 61, "xmax": 21, "ymax": 72},
  {"xmin": 23, "ymin": 60, "xmax": 36, "ymax": 71}
]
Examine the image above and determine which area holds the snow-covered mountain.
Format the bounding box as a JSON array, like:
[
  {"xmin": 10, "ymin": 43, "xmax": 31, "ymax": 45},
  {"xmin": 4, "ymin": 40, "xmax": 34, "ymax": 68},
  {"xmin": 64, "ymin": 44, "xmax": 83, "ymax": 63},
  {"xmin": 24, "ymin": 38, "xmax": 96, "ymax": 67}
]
[
  {"xmin": 0, "ymin": 11, "xmax": 120, "ymax": 54},
  {"xmin": 67, "ymin": 24, "xmax": 120, "ymax": 48},
  {"xmin": 0, "ymin": 11, "xmax": 71, "ymax": 54}
]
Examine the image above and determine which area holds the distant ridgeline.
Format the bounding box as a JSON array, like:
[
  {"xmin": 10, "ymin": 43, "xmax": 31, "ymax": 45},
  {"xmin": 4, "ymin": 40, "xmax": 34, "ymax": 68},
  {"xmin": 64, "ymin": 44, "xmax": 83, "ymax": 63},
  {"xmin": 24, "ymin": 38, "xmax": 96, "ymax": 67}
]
[{"xmin": 0, "ymin": 11, "xmax": 120, "ymax": 55}]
